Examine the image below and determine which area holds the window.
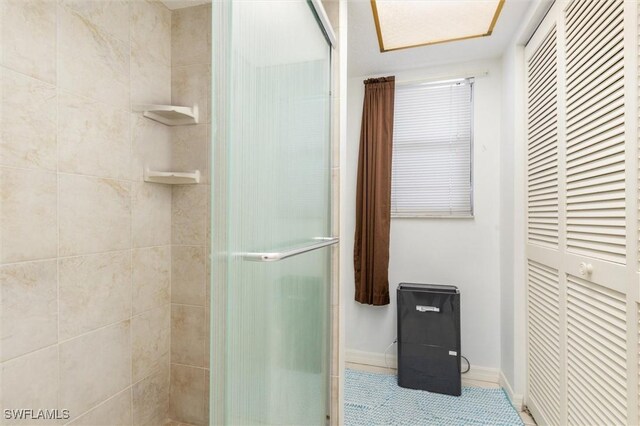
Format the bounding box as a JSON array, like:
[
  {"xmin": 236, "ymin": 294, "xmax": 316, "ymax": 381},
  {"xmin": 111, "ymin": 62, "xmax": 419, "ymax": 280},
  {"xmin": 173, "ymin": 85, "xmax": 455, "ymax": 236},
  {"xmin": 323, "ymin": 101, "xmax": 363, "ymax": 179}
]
[{"xmin": 391, "ymin": 78, "xmax": 473, "ymax": 217}]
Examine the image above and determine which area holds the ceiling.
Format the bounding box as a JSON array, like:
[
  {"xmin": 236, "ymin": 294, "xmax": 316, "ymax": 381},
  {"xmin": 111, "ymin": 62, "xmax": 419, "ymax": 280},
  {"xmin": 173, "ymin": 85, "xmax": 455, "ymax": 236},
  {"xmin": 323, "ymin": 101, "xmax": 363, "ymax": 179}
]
[
  {"xmin": 348, "ymin": 0, "xmax": 534, "ymax": 77},
  {"xmin": 160, "ymin": 0, "xmax": 210, "ymax": 10},
  {"xmin": 372, "ymin": 0, "xmax": 503, "ymax": 52}
]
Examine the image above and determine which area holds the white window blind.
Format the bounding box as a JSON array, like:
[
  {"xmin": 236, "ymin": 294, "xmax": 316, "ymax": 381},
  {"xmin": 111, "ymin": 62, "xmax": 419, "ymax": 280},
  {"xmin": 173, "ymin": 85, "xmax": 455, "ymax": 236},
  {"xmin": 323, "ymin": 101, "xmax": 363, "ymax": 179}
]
[{"xmin": 391, "ymin": 79, "xmax": 473, "ymax": 217}]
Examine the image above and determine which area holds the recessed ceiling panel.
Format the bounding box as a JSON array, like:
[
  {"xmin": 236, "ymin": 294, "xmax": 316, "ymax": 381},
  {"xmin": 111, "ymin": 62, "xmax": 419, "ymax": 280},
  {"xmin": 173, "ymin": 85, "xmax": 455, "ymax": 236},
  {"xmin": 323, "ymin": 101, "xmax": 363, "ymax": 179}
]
[{"xmin": 372, "ymin": 0, "xmax": 505, "ymax": 52}]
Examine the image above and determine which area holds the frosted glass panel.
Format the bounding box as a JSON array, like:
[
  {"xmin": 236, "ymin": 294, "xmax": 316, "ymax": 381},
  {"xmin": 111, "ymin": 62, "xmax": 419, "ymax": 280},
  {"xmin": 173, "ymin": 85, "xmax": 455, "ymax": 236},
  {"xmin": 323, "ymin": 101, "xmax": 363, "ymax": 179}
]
[{"xmin": 212, "ymin": 1, "xmax": 332, "ymax": 424}]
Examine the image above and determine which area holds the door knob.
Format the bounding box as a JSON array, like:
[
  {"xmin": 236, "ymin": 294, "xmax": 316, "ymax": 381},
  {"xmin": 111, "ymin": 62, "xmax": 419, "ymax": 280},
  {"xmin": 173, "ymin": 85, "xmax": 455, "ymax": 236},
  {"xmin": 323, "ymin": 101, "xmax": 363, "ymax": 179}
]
[{"xmin": 579, "ymin": 262, "xmax": 593, "ymax": 277}]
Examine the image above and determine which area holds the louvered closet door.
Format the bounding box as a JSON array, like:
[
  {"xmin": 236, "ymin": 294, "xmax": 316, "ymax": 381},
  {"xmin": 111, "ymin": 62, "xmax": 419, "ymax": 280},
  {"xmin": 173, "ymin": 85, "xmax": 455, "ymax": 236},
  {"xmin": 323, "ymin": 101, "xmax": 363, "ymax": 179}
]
[
  {"xmin": 524, "ymin": 1, "xmax": 639, "ymax": 425},
  {"xmin": 526, "ymin": 12, "xmax": 563, "ymax": 425}
]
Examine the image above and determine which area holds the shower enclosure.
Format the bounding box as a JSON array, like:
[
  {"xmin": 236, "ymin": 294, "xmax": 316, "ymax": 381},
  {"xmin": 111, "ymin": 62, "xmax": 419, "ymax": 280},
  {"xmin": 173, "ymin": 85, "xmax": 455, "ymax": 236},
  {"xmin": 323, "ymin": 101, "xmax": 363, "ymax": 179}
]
[
  {"xmin": 211, "ymin": 1, "xmax": 336, "ymax": 424},
  {"xmin": 0, "ymin": 0, "xmax": 336, "ymax": 424}
]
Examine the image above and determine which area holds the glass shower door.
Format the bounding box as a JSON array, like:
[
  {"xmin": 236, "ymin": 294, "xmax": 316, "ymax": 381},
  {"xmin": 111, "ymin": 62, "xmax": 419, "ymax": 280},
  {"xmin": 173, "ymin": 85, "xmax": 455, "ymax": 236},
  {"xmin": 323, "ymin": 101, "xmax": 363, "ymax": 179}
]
[{"xmin": 211, "ymin": 1, "xmax": 333, "ymax": 424}]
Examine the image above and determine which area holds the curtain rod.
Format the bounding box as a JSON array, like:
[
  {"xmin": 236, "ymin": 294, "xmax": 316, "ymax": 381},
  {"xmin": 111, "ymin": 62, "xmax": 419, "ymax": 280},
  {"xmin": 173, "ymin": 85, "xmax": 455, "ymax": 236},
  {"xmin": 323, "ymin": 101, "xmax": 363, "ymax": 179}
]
[{"xmin": 396, "ymin": 70, "xmax": 489, "ymax": 86}]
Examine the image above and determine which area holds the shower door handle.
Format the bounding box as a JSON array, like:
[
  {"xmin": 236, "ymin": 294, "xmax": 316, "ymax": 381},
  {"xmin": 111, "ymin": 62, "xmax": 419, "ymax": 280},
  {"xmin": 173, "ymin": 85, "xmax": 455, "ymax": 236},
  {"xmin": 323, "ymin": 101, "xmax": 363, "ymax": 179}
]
[{"xmin": 241, "ymin": 237, "xmax": 339, "ymax": 262}]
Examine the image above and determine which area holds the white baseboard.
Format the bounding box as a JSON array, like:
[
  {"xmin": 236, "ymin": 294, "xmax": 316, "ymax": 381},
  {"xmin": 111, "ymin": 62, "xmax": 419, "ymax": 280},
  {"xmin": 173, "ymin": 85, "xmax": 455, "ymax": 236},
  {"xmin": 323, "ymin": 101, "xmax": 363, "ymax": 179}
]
[
  {"xmin": 499, "ymin": 370, "xmax": 524, "ymax": 410},
  {"xmin": 345, "ymin": 349, "xmax": 500, "ymax": 384},
  {"xmin": 346, "ymin": 349, "xmax": 398, "ymax": 369},
  {"xmin": 464, "ymin": 365, "xmax": 501, "ymax": 383}
]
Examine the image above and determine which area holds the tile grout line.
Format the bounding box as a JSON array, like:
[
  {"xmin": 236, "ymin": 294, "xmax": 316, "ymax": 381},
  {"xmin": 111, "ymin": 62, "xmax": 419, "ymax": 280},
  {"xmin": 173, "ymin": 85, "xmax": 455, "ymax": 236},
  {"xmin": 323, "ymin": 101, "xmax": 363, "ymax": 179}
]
[
  {"xmin": 60, "ymin": 318, "xmax": 131, "ymax": 350},
  {"xmin": 0, "ymin": 64, "xmax": 56, "ymax": 88},
  {"xmin": 0, "ymin": 304, "xmax": 168, "ymax": 366},
  {"xmin": 127, "ymin": 1, "xmax": 138, "ymax": 425},
  {"xmin": 0, "ymin": 343, "xmax": 60, "ymax": 365},
  {"xmin": 171, "ymin": 301, "xmax": 207, "ymax": 309},
  {"xmin": 0, "ymin": 244, "xmax": 175, "ymax": 268},
  {"xmin": 0, "ymin": 161, "xmax": 198, "ymax": 184},
  {"xmin": 64, "ymin": 385, "xmax": 133, "ymax": 425},
  {"xmin": 128, "ymin": 2, "xmax": 135, "ymax": 423},
  {"xmin": 168, "ymin": 9, "xmax": 174, "ymax": 421},
  {"xmin": 55, "ymin": 0, "xmax": 61, "ymax": 416},
  {"xmin": 170, "ymin": 362, "xmax": 210, "ymax": 372}
]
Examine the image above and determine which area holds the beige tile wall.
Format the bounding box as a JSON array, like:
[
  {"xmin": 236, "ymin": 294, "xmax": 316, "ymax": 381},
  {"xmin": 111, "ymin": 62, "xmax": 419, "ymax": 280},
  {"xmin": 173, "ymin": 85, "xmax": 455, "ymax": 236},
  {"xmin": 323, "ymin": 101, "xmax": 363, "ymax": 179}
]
[
  {"xmin": 0, "ymin": 1, "xmax": 173, "ymax": 425},
  {"xmin": 168, "ymin": 4, "xmax": 211, "ymax": 426},
  {"xmin": 2, "ymin": 2, "xmax": 337, "ymax": 425}
]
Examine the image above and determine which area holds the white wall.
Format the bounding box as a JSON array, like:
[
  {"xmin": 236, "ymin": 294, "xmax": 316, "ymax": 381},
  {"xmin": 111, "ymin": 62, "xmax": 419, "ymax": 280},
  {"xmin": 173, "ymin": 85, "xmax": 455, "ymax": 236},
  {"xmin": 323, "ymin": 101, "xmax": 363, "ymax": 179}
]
[
  {"xmin": 499, "ymin": 42, "xmax": 527, "ymax": 404},
  {"xmin": 343, "ymin": 60, "xmax": 503, "ymax": 370},
  {"xmin": 500, "ymin": 45, "xmax": 517, "ymax": 388}
]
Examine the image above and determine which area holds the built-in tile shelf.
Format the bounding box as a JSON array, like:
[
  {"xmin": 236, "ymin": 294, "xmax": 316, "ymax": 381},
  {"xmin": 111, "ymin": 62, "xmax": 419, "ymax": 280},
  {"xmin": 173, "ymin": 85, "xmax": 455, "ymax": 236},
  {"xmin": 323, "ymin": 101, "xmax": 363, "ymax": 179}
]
[
  {"xmin": 133, "ymin": 104, "xmax": 199, "ymax": 126},
  {"xmin": 144, "ymin": 169, "xmax": 200, "ymax": 185}
]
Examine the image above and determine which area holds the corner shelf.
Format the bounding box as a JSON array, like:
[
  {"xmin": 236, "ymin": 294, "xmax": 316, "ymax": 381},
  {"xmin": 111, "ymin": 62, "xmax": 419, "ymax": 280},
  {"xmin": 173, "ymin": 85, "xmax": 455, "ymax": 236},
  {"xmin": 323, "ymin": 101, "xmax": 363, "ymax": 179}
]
[
  {"xmin": 144, "ymin": 169, "xmax": 200, "ymax": 185},
  {"xmin": 133, "ymin": 104, "xmax": 199, "ymax": 126}
]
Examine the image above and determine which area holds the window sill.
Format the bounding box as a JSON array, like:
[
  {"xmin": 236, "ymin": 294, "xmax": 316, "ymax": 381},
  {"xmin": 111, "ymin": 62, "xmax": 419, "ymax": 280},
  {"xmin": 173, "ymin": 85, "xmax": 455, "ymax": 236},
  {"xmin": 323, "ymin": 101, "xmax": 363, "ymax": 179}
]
[{"xmin": 391, "ymin": 215, "xmax": 474, "ymax": 219}]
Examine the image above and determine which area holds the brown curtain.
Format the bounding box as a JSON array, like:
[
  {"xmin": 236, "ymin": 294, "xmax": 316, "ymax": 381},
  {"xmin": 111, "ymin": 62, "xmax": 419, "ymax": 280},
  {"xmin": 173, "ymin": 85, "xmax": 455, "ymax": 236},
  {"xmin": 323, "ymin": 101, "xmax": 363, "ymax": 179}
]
[{"xmin": 354, "ymin": 76, "xmax": 395, "ymax": 306}]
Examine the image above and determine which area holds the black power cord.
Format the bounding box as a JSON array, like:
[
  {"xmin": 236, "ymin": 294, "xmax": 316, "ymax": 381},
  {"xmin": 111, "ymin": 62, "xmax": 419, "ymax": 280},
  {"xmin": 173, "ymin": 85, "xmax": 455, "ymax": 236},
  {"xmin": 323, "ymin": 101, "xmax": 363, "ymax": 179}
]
[
  {"xmin": 389, "ymin": 337, "xmax": 471, "ymax": 374},
  {"xmin": 461, "ymin": 355, "xmax": 471, "ymax": 374}
]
